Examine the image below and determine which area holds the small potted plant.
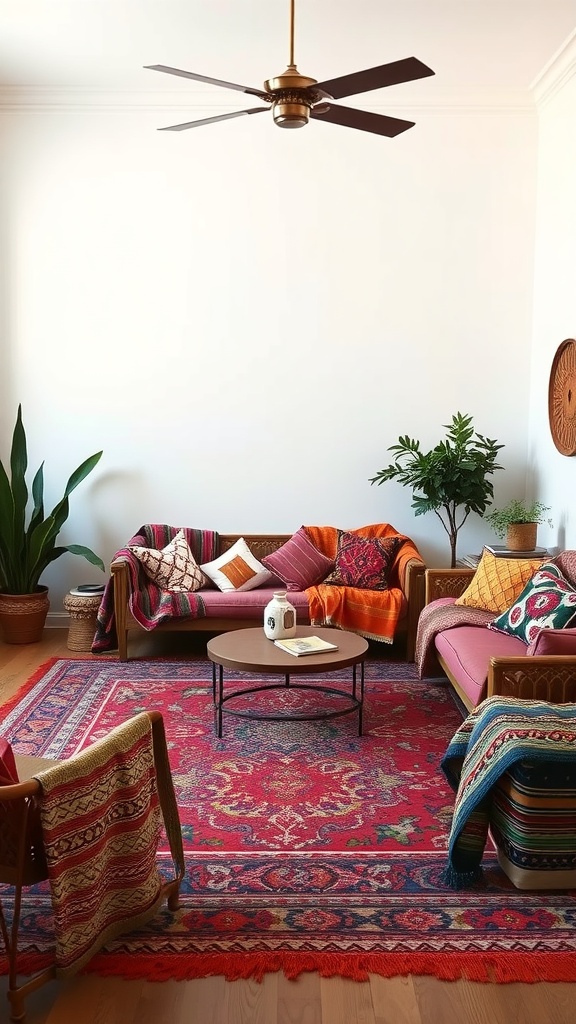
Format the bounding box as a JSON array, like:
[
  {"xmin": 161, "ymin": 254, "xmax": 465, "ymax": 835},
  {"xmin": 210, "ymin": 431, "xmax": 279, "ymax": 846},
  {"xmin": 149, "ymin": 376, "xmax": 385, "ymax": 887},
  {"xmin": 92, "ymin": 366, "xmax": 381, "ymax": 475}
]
[
  {"xmin": 0, "ymin": 405, "xmax": 105, "ymax": 643},
  {"xmin": 485, "ymin": 499, "xmax": 553, "ymax": 552}
]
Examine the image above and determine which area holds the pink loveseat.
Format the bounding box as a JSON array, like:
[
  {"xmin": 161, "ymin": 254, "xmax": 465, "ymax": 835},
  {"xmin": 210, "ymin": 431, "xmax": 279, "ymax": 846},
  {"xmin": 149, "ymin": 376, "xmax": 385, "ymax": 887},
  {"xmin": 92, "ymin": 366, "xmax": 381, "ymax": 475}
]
[
  {"xmin": 105, "ymin": 529, "xmax": 426, "ymax": 661},
  {"xmin": 418, "ymin": 550, "xmax": 576, "ymax": 711}
]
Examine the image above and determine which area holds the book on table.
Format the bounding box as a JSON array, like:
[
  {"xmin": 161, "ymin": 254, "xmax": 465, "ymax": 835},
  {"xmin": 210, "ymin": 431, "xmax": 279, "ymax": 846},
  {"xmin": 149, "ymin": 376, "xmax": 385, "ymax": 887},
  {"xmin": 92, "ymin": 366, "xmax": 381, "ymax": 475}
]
[
  {"xmin": 483, "ymin": 544, "xmax": 548, "ymax": 558},
  {"xmin": 273, "ymin": 635, "xmax": 339, "ymax": 657}
]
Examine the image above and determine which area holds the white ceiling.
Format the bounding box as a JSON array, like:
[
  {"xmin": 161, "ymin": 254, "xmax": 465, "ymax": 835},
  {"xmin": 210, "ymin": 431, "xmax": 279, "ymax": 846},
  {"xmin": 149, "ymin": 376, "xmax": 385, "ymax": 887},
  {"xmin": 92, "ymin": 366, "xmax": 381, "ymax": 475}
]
[{"xmin": 1, "ymin": 1, "xmax": 575, "ymax": 101}]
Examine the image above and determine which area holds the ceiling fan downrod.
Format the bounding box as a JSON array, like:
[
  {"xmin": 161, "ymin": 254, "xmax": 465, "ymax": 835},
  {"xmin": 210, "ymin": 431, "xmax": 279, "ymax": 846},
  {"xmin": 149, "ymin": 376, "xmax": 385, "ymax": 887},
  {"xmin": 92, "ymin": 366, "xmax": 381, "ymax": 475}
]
[{"xmin": 265, "ymin": 0, "xmax": 318, "ymax": 128}]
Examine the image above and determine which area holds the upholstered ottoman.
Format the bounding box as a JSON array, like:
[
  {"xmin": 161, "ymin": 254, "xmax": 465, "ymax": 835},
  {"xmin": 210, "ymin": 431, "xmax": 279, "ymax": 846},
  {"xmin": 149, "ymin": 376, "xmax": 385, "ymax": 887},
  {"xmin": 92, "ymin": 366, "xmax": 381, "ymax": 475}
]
[{"xmin": 490, "ymin": 758, "xmax": 576, "ymax": 889}]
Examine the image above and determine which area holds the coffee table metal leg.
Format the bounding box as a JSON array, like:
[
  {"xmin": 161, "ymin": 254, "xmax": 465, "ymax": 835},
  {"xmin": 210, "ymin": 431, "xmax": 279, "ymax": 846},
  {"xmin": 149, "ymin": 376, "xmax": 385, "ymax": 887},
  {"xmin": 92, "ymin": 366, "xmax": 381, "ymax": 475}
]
[
  {"xmin": 216, "ymin": 665, "xmax": 224, "ymax": 738},
  {"xmin": 358, "ymin": 661, "xmax": 365, "ymax": 736},
  {"xmin": 212, "ymin": 662, "xmax": 217, "ymax": 704},
  {"xmin": 285, "ymin": 673, "xmax": 290, "ymax": 687}
]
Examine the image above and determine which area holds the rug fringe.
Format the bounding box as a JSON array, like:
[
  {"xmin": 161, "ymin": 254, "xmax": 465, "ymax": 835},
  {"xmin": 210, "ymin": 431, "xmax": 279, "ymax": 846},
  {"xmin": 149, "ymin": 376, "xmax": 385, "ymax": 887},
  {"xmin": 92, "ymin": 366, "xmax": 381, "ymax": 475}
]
[
  {"xmin": 83, "ymin": 950, "xmax": 576, "ymax": 985},
  {"xmin": 5, "ymin": 950, "xmax": 576, "ymax": 985}
]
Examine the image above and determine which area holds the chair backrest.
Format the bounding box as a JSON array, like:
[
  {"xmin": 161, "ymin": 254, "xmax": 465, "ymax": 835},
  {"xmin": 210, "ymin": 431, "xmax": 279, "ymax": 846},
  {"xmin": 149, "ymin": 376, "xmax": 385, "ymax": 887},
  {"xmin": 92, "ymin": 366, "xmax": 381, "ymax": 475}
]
[{"xmin": 0, "ymin": 710, "xmax": 184, "ymax": 1023}]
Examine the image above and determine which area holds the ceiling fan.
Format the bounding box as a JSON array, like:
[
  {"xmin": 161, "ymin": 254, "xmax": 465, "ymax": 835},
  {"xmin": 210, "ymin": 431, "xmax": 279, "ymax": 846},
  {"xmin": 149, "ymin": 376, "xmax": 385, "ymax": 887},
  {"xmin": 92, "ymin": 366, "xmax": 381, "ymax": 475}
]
[{"xmin": 145, "ymin": 0, "xmax": 434, "ymax": 138}]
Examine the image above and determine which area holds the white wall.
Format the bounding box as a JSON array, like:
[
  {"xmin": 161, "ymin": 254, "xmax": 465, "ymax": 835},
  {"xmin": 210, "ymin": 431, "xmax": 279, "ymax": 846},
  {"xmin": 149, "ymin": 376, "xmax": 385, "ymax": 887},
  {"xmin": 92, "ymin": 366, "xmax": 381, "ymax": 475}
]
[
  {"xmin": 0, "ymin": 98, "xmax": 539, "ymax": 618},
  {"xmin": 23, "ymin": 0, "xmax": 576, "ymax": 627},
  {"xmin": 528, "ymin": 33, "xmax": 576, "ymax": 555}
]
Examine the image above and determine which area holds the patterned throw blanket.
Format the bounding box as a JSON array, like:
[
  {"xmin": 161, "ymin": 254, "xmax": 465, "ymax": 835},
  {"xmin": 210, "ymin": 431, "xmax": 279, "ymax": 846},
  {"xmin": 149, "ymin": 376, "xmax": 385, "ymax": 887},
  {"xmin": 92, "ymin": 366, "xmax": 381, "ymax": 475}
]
[
  {"xmin": 92, "ymin": 525, "xmax": 219, "ymax": 653},
  {"xmin": 35, "ymin": 713, "xmax": 179, "ymax": 976},
  {"xmin": 303, "ymin": 523, "xmax": 423, "ymax": 643},
  {"xmin": 415, "ymin": 599, "xmax": 494, "ymax": 678},
  {"xmin": 441, "ymin": 696, "xmax": 576, "ymax": 888}
]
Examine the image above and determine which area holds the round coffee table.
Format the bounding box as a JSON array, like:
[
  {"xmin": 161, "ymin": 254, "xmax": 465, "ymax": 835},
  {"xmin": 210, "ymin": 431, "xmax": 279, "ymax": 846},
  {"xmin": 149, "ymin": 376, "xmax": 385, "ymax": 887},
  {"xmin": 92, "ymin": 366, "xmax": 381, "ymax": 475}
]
[{"xmin": 207, "ymin": 626, "xmax": 368, "ymax": 737}]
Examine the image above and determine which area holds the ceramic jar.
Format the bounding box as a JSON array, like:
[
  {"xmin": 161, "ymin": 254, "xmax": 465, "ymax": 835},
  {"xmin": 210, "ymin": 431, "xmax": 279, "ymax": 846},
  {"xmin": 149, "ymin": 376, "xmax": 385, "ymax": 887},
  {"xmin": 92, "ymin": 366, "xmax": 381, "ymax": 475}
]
[{"xmin": 263, "ymin": 591, "xmax": 297, "ymax": 640}]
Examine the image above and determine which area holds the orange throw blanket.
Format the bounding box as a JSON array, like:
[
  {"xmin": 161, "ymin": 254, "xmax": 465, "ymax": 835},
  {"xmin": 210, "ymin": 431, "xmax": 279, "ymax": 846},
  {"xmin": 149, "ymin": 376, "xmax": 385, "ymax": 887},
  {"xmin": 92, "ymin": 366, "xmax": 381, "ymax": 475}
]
[{"xmin": 303, "ymin": 524, "xmax": 422, "ymax": 643}]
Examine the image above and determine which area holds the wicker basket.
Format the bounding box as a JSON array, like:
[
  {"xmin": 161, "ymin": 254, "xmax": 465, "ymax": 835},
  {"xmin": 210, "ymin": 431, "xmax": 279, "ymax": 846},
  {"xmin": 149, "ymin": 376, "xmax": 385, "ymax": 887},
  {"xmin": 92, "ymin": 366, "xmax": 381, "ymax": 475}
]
[
  {"xmin": 63, "ymin": 593, "xmax": 101, "ymax": 652},
  {"xmin": 506, "ymin": 522, "xmax": 538, "ymax": 551}
]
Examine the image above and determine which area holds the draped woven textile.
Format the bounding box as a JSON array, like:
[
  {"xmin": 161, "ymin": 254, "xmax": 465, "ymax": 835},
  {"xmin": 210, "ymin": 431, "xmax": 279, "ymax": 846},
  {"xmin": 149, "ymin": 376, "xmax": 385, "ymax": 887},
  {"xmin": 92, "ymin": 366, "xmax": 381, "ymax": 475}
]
[
  {"xmin": 415, "ymin": 599, "xmax": 494, "ymax": 678},
  {"xmin": 441, "ymin": 696, "xmax": 576, "ymax": 888},
  {"xmin": 303, "ymin": 523, "xmax": 422, "ymax": 643},
  {"xmin": 34, "ymin": 714, "xmax": 167, "ymax": 977},
  {"xmin": 91, "ymin": 525, "xmax": 219, "ymax": 653}
]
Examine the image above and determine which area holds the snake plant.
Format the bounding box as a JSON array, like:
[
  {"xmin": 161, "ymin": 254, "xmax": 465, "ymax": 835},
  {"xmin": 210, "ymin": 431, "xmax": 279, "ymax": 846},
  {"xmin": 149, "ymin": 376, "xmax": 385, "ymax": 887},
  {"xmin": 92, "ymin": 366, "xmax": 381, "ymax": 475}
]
[{"xmin": 0, "ymin": 405, "xmax": 105, "ymax": 593}]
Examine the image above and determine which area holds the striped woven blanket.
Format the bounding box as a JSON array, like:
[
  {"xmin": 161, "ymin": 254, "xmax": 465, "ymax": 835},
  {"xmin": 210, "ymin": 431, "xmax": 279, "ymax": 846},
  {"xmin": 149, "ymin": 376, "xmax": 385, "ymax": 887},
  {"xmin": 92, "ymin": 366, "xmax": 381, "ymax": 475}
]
[
  {"xmin": 35, "ymin": 714, "xmax": 164, "ymax": 976},
  {"xmin": 441, "ymin": 696, "xmax": 576, "ymax": 888},
  {"xmin": 92, "ymin": 524, "xmax": 219, "ymax": 653}
]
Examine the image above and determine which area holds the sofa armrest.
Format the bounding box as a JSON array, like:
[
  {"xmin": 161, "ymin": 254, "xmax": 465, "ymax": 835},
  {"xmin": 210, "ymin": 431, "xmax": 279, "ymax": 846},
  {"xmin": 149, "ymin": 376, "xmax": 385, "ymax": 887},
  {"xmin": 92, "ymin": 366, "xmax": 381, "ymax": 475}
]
[
  {"xmin": 425, "ymin": 568, "xmax": 474, "ymax": 604},
  {"xmin": 401, "ymin": 558, "xmax": 426, "ymax": 662},
  {"xmin": 487, "ymin": 655, "xmax": 576, "ymax": 703},
  {"xmin": 110, "ymin": 559, "xmax": 130, "ymax": 660}
]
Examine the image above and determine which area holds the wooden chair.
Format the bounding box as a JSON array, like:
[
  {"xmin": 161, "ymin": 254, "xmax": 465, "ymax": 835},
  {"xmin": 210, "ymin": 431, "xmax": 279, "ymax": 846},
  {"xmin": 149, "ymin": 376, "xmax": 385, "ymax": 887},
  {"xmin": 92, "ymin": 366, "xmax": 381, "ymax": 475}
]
[{"xmin": 0, "ymin": 711, "xmax": 185, "ymax": 1022}]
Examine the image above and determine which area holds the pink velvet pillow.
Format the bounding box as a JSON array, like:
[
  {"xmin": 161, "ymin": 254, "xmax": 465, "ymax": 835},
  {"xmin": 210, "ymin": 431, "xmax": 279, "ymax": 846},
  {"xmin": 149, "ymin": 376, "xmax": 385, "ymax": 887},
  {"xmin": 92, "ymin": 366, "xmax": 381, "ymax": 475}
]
[
  {"xmin": 527, "ymin": 628, "xmax": 576, "ymax": 656},
  {"xmin": 261, "ymin": 527, "xmax": 334, "ymax": 591},
  {"xmin": 0, "ymin": 737, "xmax": 19, "ymax": 785}
]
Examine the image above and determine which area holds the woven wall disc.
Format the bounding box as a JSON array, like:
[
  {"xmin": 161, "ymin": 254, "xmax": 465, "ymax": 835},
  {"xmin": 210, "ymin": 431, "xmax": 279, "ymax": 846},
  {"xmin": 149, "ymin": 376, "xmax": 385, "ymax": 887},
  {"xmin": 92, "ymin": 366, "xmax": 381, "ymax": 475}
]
[{"xmin": 548, "ymin": 338, "xmax": 576, "ymax": 456}]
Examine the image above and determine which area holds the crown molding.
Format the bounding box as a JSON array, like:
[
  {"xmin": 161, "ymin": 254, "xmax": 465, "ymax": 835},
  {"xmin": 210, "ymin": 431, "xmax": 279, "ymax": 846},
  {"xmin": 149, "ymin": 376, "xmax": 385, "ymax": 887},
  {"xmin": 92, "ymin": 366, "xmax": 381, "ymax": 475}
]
[
  {"xmin": 531, "ymin": 27, "xmax": 576, "ymax": 108},
  {"xmin": 0, "ymin": 85, "xmax": 535, "ymax": 115}
]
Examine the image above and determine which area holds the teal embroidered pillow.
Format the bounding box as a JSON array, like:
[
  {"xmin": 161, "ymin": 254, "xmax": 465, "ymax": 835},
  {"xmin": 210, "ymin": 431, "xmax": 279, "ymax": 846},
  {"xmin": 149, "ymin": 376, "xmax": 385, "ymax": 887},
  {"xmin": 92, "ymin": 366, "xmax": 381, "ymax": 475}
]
[{"xmin": 488, "ymin": 562, "xmax": 576, "ymax": 645}]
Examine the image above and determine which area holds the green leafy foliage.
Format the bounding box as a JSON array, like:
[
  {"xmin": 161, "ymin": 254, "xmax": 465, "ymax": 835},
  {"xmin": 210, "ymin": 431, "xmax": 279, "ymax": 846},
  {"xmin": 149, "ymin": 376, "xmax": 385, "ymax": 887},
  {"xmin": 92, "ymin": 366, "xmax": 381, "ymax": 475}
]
[
  {"xmin": 370, "ymin": 412, "xmax": 504, "ymax": 566},
  {"xmin": 485, "ymin": 499, "xmax": 553, "ymax": 539},
  {"xmin": 0, "ymin": 405, "xmax": 105, "ymax": 593}
]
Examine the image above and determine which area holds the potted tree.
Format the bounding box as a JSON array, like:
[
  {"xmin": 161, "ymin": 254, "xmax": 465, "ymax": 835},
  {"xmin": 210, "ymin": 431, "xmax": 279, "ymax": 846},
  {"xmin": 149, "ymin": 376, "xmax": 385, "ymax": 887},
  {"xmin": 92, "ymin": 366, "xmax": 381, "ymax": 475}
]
[
  {"xmin": 0, "ymin": 405, "xmax": 105, "ymax": 643},
  {"xmin": 485, "ymin": 499, "xmax": 553, "ymax": 552},
  {"xmin": 370, "ymin": 412, "xmax": 504, "ymax": 567}
]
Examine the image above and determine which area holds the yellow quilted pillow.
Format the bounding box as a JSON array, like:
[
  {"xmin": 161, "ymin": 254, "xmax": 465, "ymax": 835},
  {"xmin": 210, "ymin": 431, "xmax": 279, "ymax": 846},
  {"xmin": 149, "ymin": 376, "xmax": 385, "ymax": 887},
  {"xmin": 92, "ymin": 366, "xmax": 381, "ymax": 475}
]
[{"xmin": 454, "ymin": 550, "xmax": 543, "ymax": 613}]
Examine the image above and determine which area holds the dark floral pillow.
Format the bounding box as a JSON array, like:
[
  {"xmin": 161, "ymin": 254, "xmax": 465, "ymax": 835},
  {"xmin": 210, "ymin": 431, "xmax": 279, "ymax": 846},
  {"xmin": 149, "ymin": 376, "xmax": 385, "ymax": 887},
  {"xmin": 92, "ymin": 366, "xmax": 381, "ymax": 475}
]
[
  {"xmin": 488, "ymin": 562, "xmax": 576, "ymax": 645},
  {"xmin": 322, "ymin": 532, "xmax": 401, "ymax": 590}
]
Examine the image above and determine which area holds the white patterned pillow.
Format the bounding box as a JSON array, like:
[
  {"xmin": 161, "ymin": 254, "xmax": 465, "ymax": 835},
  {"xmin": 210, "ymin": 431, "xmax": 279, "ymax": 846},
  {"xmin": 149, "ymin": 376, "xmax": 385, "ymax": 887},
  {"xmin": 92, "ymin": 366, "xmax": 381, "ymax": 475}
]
[
  {"xmin": 200, "ymin": 537, "xmax": 272, "ymax": 593},
  {"xmin": 130, "ymin": 529, "xmax": 206, "ymax": 592}
]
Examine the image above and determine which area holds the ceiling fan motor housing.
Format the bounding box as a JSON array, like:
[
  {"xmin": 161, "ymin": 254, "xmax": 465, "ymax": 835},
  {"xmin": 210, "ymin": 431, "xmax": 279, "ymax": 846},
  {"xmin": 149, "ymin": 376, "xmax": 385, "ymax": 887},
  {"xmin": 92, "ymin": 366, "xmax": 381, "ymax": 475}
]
[{"xmin": 265, "ymin": 68, "xmax": 320, "ymax": 128}]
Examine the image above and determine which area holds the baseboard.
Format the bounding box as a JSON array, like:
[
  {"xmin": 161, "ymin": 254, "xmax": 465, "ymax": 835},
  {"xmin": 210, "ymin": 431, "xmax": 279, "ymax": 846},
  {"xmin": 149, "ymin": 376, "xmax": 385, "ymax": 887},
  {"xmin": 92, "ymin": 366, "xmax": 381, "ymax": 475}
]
[{"xmin": 46, "ymin": 612, "xmax": 70, "ymax": 629}]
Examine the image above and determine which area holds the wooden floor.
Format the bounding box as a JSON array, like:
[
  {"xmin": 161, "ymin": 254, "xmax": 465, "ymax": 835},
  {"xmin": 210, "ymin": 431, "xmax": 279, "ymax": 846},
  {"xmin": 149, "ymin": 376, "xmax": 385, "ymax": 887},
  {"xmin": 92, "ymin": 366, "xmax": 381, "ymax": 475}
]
[{"xmin": 1, "ymin": 630, "xmax": 575, "ymax": 1024}]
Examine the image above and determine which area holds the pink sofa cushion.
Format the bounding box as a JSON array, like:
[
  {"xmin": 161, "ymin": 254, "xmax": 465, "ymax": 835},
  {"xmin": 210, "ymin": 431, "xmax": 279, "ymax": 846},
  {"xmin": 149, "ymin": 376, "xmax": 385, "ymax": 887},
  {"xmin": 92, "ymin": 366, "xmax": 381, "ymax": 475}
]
[
  {"xmin": 435, "ymin": 626, "xmax": 527, "ymax": 707},
  {"xmin": 200, "ymin": 586, "xmax": 310, "ymax": 620},
  {"xmin": 527, "ymin": 627, "xmax": 576, "ymax": 656}
]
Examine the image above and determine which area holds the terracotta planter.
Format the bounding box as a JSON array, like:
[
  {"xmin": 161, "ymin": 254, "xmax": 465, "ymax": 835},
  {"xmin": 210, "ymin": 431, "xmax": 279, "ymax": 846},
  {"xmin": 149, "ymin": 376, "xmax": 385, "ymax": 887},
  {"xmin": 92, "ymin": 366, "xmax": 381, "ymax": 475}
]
[
  {"xmin": 506, "ymin": 522, "xmax": 538, "ymax": 552},
  {"xmin": 0, "ymin": 587, "xmax": 50, "ymax": 644}
]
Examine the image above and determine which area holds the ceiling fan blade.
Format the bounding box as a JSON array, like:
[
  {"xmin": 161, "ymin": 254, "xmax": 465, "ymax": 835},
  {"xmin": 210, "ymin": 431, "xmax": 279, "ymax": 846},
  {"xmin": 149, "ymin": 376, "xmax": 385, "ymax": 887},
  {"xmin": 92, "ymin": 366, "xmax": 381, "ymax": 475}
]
[
  {"xmin": 158, "ymin": 108, "xmax": 269, "ymax": 131},
  {"xmin": 144, "ymin": 65, "xmax": 269, "ymax": 100},
  {"xmin": 310, "ymin": 103, "xmax": 415, "ymax": 137},
  {"xmin": 315, "ymin": 57, "xmax": 434, "ymax": 100}
]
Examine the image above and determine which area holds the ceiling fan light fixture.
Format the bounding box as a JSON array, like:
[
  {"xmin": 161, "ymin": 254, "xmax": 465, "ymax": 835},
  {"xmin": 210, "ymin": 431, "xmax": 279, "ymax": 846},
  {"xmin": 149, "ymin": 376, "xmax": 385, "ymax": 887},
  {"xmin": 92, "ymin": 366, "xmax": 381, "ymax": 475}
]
[{"xmin": 272, "ymin": 98, "xmax": 310, "ymax": 128}]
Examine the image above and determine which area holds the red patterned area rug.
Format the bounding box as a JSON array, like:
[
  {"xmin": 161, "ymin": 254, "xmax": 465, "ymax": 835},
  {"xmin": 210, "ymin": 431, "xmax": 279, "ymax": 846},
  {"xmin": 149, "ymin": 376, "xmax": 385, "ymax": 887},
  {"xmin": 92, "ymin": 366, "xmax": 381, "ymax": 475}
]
[{"xmin": 1, "ymin": 656, "xmax": 576, "ymax": 985}]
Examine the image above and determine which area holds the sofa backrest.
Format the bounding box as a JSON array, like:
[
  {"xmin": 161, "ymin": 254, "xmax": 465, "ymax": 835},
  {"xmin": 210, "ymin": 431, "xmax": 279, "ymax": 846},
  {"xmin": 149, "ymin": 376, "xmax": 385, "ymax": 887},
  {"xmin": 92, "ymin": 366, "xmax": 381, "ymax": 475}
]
[
  {"xmin": 553, "ymin": 550, "xmax": 576, "ymax": 588},
  {"xmin": 218, "ymin": 535, "xmax": 291, "ymax": 562}
]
